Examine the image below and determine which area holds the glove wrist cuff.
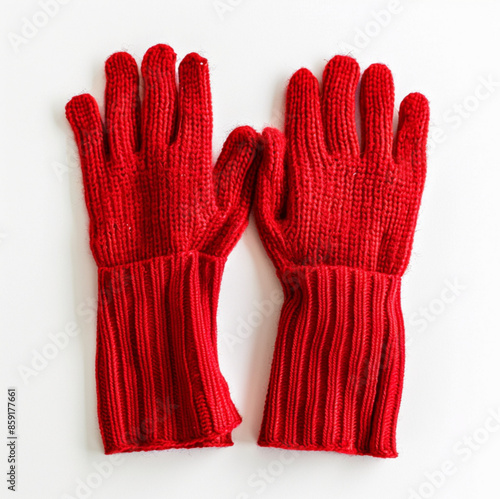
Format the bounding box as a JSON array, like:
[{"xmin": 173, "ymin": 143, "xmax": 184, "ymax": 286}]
[
  {"xmin": 96, "ymin": 251, "xmax": 241, "ymax": 454},
  {"xmin": 259, "ymin": 265, "xmax": 404, "ymax": 458}
]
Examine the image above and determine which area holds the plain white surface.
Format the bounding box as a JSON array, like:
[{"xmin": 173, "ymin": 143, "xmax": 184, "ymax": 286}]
[{"xmin": 1, "ymin": 0, "xmax": 500, "ymax": 498}]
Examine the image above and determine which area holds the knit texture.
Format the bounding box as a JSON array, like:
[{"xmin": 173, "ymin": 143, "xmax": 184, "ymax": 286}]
[
  {"xmin": 66, "ymin": 44, "xmax": 259, "ymax": 454},
  {"xmin": 255, "ymin": 56, "xmax": 429, "ymax": 457}
]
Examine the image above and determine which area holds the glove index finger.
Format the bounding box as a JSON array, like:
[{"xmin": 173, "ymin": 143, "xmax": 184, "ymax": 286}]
[{"xmin": 177, "ymin": 52, "xmax": 212, "ymax": 160}]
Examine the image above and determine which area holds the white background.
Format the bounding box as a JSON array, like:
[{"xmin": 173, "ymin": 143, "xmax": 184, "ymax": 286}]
[{"xmin": 1, "ymin": 1, "xmax": 500, "ymax": 498}]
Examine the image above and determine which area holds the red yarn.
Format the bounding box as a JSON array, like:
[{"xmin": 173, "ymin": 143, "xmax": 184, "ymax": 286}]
[
  {"xmin": 66, "ymin": 44, "xmax": 259, "ymax": 454},
  {"xmin": 255, "ymin": 56, "xmax": 429, "ymax": 457}
]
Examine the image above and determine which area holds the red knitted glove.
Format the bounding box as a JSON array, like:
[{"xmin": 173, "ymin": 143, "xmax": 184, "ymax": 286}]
[
  {"xmin": 255, "ymin": 56, "xmax": 429, "ymax": 457},
  {"xmin": 66, "ymin": 44, "xmax": 259, "ymax": 454}
]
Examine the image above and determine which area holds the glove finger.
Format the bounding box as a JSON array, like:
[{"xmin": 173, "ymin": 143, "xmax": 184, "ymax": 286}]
[
  {"xmin": 65, "ymin": 93, "xmax": 106, "ymax": 211},
  {"xmin": 177, "ymin": 52, "xmax": 212, "ymax": 163},
  {"xmin": 360, "ymin": 63, "xmax": 395, "ymax": 158},
  {"xmin": 255, "ymin": 127, "xmax": 287, "ymax": 237},
  {"xmin": 105, "ymin": 52, "xmax": 140, "ymax": 163},
  {"xmin": 141, "ymin": 44, "xmax": 178, "ymax": 152},
  {"xmin": 322, "ymin": 55, "xmax": 360, "ymax": 157},
  {"xmin": 394, "ymin": 92, "xmax": 429, "ymax": 181},
  {"xmin": 285, "ymin": 68, "xmax": 329, "ymax": 226},
  {"xmin": 285, "ymin": 68, "xmax": 326, "ymax": 162},
  {"xmin": 213, "ymin": 125, "xmax": 259, "ymax": 219}
]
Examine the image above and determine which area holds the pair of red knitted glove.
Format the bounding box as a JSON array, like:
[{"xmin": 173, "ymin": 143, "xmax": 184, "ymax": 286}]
[{"xmin": 66, "ymin": 44, "xmax": 429, "ymax": 457}]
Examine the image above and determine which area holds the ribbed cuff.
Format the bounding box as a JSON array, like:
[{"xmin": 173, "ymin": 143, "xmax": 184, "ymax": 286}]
[
  {"xmin": 258, "ymin": 265, "xmax": 404, "ymax": 458},
  {"xmin": 95, "ymin": 251, "xmax": 241, "ymax": 454}
]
